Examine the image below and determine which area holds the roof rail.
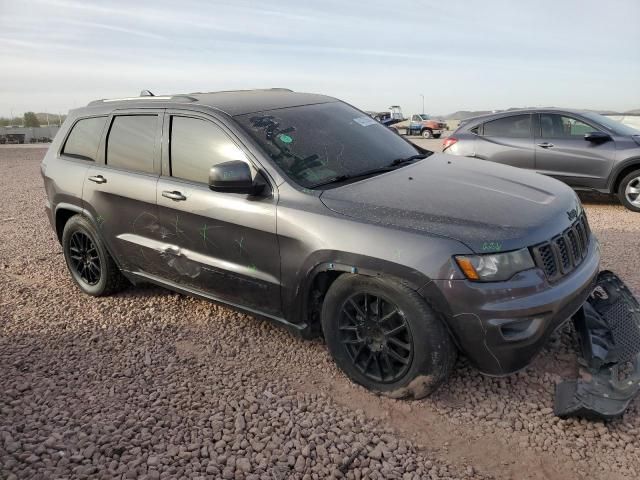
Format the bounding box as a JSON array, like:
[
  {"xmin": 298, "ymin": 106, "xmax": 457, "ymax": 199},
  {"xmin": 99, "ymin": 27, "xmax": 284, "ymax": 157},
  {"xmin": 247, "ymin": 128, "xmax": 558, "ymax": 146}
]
[
  {"xmin": 188, "ymin": 88, "xmax": 294, "ymax": 95},
  {"xmin": 87, "ymin": 94, "xmax": 198, "ymax": 106}
]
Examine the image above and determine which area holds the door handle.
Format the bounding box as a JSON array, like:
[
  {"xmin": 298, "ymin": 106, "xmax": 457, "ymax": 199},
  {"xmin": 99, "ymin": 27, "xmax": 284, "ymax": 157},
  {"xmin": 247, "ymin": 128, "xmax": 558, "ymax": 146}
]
[
  {"xmin": 162, "ymin": 190, "xmax": 186, "ymax": 201},
  {"xmin": 537, "ymin": 142, "xmax": 555, "ymax": 148},
  {"xmin": 88, "ymin": 175, "xmax": 107, "ymax": 184}
]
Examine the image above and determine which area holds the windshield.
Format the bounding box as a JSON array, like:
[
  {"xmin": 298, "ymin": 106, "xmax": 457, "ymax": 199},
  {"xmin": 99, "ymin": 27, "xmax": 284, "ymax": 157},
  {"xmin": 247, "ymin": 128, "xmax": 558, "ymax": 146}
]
[
  {"xmin": 235, "ymin": 102, "xmax": 423, "ymax": 188},
  {"xmin": 581, "ymin": 112, "xmax": 640, "ymax": 136},
  {"xmin": 418, "ymin": 114, "xmax": 430, "ymax": 120}
]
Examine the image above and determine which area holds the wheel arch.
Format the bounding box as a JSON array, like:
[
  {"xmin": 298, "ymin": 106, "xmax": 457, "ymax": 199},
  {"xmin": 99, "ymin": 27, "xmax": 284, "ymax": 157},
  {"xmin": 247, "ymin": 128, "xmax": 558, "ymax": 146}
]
[
  {"xmin": 609, "ymin": 158, "xmax": 640, "ymax": 194},
  {"xmin": 294, "ymin": 252, "xmax": 434, "ymax": 338},
  {"xmin": 54, "ymin": 203, "xmax": 84, "ymax": 243},
  {"xmin": 53, "ymin": 204, "xmax": 127, "ymax": 274}
]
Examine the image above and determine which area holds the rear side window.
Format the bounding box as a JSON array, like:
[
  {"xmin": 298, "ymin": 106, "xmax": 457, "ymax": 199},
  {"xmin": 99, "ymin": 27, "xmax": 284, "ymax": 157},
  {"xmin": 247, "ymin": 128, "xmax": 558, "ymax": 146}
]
[
  {"xmin": 540, "ymin": 114, "xmax": 596, "ymax": 138},
  {"xmin": 62, "ymin": 117, "xmax": 107, "ymax": 161},
  {"xmin": 106, "ymin": 115, "xmax": 157, "ymax": 174},
  {"xmin": 482, "ymin": 114, "xmax": 531, "ymax": 138},
  {"xmin": 170, "ymin": 116, "xmax": 247, "ymax": 184}
]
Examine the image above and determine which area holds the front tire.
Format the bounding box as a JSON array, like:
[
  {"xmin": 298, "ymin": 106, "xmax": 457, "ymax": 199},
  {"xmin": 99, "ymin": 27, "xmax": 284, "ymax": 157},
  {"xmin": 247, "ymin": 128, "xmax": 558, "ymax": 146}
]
[
  {"xmin": 421, "ymin": 129, "xmax": 433, "ymax": 139},
  {"xmin": 321, "ymin": 274, "xmax": 456, "ymax": 399},
  {"xmin": 62, "ymin": 215, "xmax": 127, "ymax": 296},
  {"xmin": 618, "ymin": 170, "xmax": 640, "ymax": 212}
]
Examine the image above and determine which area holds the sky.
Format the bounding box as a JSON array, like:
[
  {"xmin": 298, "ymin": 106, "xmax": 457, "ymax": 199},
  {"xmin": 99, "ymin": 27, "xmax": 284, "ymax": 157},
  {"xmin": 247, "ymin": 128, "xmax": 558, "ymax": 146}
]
[{"xmin": 0, "ymin": 0, "xmax": 639, "ymax": 117}]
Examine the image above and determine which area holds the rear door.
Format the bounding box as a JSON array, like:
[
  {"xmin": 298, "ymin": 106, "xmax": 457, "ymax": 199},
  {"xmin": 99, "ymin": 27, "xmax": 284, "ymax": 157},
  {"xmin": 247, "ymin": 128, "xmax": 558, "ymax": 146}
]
[
  {"xmin": 150, "ymin": 111, "xmax": 282, "ymax": 315},
  {"xmin": 474, "ymin": 114, "xmax": 534, "ymax": 169},
  {"xmin": 534, "ymin": 113, "xmax": 616, "ymax": 189},
  {"xmin": 52, "ymin": 115, "xmax": 108, "ymax": 214},
  {"xmin": 82, "ymin": 110, "xmax": 163, "ymax": 274}
]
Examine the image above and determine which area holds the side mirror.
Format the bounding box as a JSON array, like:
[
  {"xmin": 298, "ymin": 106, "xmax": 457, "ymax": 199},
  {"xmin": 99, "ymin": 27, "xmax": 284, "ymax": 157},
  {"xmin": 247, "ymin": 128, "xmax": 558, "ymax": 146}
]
[
  {"xmin": 209, "ymin": 160, "xmax": 264, "ymax": 195},
  {"xmin": 584, "ymin": 131, "xmax": 611, "ymax": 143}
]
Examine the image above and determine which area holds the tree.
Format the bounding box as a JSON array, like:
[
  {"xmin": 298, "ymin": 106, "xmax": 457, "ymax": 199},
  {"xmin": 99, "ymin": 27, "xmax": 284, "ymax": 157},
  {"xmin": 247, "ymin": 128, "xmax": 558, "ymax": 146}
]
[{"xmin": 23, "ymin": 112, "xmax": 40, "ymax": 127}]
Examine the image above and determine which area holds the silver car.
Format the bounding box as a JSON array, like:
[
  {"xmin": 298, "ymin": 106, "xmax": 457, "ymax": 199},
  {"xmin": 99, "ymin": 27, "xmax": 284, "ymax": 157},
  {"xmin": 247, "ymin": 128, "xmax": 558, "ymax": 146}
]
[{"xmin": 443, "ymin": 109, "xmax": 640, "ymax": 211}]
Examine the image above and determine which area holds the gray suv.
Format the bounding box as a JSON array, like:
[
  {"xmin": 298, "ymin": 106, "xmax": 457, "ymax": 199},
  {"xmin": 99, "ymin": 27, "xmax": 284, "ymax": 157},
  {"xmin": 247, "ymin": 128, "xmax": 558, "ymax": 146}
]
[
  {"xmin": 42, "ymin": 90, "xmax": 600, "ymax": 398},
  {"xmin": 443, "ymin": 109, "xmax": 640, "ymax": 211}
]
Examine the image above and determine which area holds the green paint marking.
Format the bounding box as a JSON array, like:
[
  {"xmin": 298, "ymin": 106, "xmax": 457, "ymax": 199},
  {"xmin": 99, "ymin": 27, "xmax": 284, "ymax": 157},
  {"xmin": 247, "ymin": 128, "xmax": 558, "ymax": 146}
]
[
  {"xmin": 482, "ymin": 241, "xmax": 502, "ymax": 252},
  {"xmin": 248, "ymin": 264, "xmax": 257, "ymax": 271},
  {"xmin": 199, "ymin": 224, "xmax": 209, "ymax": 242},
  {"xmin": 278, "ymin": 134, "xmax": 293, "ymax": 144}
]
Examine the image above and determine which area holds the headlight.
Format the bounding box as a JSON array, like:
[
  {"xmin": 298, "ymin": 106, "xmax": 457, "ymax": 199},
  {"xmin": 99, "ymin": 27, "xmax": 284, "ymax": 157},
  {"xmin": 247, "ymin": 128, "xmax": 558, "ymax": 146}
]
[{"xmin": 455, "ymin": 248, "xmax": 535, "ymax": 282}]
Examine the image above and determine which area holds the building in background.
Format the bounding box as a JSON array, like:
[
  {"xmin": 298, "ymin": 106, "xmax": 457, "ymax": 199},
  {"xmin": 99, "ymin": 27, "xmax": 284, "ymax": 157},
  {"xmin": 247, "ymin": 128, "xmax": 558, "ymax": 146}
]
[{"xmin": 0, "ymin": 126, "xmax": 59, "ymax": 144}]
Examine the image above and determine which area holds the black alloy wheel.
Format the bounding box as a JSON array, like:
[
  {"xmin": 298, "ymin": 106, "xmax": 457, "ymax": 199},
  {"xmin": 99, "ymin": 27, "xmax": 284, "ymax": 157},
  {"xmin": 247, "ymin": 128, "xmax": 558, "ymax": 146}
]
[
  {"xmin": 338, "ymin": 292, "xmax": 413, "ymax": 383},
  {"xmin": 68, "ymin": 231, "xmax": 101, "ymax": 285}
]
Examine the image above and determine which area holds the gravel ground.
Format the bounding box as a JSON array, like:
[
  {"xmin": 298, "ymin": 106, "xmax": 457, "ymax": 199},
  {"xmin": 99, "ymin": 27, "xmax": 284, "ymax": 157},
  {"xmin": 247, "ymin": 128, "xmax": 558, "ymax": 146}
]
[{"xmin": 1, "ymin": 146, "xmax": 639, "ymax": 480}]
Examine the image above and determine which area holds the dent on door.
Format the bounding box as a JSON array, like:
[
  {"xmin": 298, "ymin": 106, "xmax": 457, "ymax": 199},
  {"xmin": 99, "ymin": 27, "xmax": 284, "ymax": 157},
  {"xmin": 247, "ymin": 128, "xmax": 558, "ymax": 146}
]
[{"xmin": 144, "ymin": 180, "xmax": 282, "ymax": 315}]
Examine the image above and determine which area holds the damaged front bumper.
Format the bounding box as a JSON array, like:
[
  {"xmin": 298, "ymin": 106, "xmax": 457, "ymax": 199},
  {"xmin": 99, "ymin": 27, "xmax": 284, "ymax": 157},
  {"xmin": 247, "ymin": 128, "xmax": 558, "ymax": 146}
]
[
  {"xmin": 432, "ymin": 236, "xmax": 600, "ymax": 376},
  {"xmin": 554, "ymin": 271, "xmax": 640, "ymax": 420}
]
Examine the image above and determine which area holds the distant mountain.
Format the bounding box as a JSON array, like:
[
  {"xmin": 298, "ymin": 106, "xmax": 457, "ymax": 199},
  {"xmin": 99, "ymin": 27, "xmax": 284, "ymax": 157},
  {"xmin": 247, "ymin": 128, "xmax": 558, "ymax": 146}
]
[{"xmin": 625, "ymin": 109, "xmax": 640, "ymax": 115}]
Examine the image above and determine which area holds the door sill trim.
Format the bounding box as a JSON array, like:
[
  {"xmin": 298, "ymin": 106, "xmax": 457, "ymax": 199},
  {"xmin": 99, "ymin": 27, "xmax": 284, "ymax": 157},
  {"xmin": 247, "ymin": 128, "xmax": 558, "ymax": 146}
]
[{"xmin": 125, "ymin": 270, "xmax": 307, "ymax": 333}]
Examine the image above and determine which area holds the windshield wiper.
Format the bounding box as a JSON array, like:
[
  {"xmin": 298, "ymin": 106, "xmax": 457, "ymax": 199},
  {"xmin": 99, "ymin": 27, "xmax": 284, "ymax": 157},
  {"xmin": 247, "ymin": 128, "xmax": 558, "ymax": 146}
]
[
  {"xmin": 308, "ymin": 166, "xmax": 396, "ymax": 188},
  {"xmin": 309, "ymin": 154, "xmax": 430, "ymax": 189},
  {"xmin": 389, "ymin": 153, "xmax": 430, "ymax": 167}
]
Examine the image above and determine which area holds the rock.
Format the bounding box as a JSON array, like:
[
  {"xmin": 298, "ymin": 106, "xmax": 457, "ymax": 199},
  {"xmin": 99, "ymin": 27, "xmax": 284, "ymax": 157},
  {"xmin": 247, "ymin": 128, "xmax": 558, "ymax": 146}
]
[
  {"xmin": 294, "ymin": 455, "xmax": 306, "ymax": 472},
  {"xmin": 236, "ymin": 457, "xmax": 251, "ymax": 472}
]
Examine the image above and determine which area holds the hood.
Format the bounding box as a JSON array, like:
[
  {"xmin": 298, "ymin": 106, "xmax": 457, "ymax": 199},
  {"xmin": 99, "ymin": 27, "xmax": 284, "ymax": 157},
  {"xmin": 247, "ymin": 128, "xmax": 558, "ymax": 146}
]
[{"xmin": 320, "ymin": 154, "xmax": 581, "ymax": 253}]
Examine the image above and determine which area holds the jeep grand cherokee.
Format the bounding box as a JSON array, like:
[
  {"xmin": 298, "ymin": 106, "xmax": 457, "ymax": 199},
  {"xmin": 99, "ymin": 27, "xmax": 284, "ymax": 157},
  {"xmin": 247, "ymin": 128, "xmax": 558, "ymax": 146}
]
[{"xmin": 41, "ymin": 89, "xmax": 600, "ymax": 397}]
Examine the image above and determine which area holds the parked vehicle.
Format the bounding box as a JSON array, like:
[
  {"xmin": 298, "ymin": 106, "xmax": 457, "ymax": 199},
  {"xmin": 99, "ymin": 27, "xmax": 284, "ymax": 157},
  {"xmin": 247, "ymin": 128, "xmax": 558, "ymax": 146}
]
[
  {"xmin": 390, "ymin": 113, "xmax": 447, "ymax": 138},
  {"xmin": 42, "ymin": 89, "xmax": 600, "ymax": 398},
  {"xmin": 443, "ymin": 109, "xmax": 640, "ymax": 211},
  {"xmin": 370, "ymin": 106, "xmax": 405, "ymax": 127},
  {"xmin": 5, "ymin": 133, "xmax": 25, "ymax": 144}
]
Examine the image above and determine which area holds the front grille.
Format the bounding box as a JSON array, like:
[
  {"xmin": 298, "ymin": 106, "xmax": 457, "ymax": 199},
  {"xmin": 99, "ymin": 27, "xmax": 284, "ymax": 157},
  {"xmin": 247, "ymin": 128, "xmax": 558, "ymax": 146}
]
[{"xmin": 531, "ymin": 214, "xmax": 591, "ymax": 282}]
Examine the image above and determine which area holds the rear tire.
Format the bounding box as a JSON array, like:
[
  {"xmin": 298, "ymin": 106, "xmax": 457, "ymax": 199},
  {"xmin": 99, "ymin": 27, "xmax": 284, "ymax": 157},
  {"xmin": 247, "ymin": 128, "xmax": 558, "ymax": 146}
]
[
  {"xmin": 321, "ymin": 274, "xmax": 456, "ymax": 399},
  {"xmin": 421, "ymin": 129, "xmax": 433, "ymax": 139},
  {"xmin": 617, "ymin": 169, "xmax": 640, "ymax": 212},
  {"xmin": 62, "ymin": 215, "xmax": 128, "ymax": 296}
]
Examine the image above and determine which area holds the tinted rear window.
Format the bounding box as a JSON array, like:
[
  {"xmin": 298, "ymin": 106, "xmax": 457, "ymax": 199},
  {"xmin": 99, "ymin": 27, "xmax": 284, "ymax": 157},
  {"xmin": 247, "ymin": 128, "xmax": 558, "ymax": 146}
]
[
  {"xmin": 482, "ymin": 114, "xmax": 531, "ymax": 138},
  {"xmin": 62, "ymin": 117, "xmax": 107, "ymax": 161},
  {"xmin": 106, "ymin": 115, "xmax": 157, "ymax": 174},
  {"xmin": 170, "ymin": 116, "xmax": 248, "ymax": 184}
]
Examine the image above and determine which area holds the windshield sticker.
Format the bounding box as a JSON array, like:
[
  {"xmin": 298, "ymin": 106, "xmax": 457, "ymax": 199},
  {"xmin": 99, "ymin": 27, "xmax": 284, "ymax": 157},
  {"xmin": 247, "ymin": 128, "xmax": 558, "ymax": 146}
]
[
  {"xmin": 353, "ymin": 116, "xmax": 377, "ymax": 127},
  {"xmin": 278, "ymin": 133, "xmax": 293, "ymax": 144}
]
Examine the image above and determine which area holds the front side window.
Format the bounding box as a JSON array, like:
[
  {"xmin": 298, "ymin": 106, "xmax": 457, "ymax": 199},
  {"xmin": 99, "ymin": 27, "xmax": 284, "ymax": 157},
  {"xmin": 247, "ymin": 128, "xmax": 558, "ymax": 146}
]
[
  {"xmin": 482, "ymin": 115, "xmax": 531, "ymax": 138},
  {"xmin": 106, "ymin": 115, "xmax": 157, "ymax": 174},
  {"xmin": 540, "ymin": 114, "xmax": 596, "ymax": 138},
  {"xmin": 62, "ymin": 116, "xmax": 107, "ymax": 161},
  {"xmin": 581, "ymin": 112, "xmax": 640, "ymax": 136},
  {"xmin": 170, "ymin": 116, "xmax": 248, "ymax": 184},
  {"xmin": 235, "ymin": 102, "xmax": 421, "ymax": 189}
]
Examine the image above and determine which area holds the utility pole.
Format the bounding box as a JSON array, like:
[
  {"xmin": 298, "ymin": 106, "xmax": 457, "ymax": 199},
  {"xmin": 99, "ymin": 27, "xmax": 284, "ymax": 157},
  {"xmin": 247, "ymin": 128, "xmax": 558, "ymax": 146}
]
[{"xmin": 419, "ymin": 94, "xmax": 425, "ymax": 114}]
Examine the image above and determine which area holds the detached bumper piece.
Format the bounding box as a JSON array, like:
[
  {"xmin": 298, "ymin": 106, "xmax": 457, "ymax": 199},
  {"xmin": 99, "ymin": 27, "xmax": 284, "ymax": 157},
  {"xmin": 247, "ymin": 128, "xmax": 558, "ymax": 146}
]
[{"xmin": 554, "ymin": 271, "xmax": 640, "ymax": 420}]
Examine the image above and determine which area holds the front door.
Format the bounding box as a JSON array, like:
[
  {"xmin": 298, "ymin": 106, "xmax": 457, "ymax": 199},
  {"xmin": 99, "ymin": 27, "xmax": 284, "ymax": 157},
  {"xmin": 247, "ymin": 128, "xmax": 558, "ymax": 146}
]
[
  {"xmin": 82, "ymin": 111, "xmax": 163, "ymax": 274},
  {"xmin": 534, "ymin": 113, "xmax": 616, "ymax": 189},
  {"xmin": 151, "ymin": 112, "xmax": 282, "ymax": 316}
]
